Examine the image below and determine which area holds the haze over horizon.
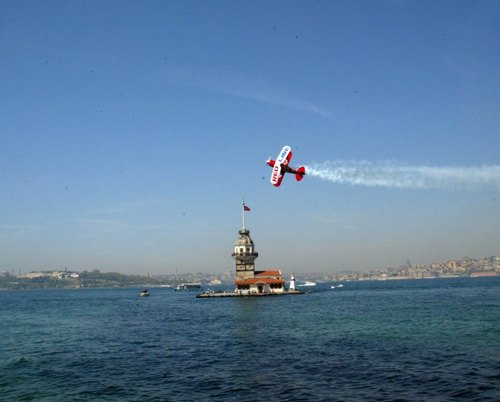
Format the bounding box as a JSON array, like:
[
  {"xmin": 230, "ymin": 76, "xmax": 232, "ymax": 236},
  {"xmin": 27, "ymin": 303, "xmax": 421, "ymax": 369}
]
[{"xmin": 2, "ymin": 1, "xmax": 499, "ymax": 275}]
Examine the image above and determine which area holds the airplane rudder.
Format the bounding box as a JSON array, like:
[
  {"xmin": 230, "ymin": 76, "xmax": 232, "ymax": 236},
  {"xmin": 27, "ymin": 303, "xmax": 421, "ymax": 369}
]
[{"xmin": 296, "ymin": 166, "xmax": 306, "ymax": 181}]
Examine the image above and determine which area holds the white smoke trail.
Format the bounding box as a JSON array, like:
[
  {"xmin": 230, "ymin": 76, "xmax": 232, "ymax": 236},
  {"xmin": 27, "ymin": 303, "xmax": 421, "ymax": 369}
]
[{"xmin": 305, "ymin": 161, "xmax": 500, "ymax": 189}]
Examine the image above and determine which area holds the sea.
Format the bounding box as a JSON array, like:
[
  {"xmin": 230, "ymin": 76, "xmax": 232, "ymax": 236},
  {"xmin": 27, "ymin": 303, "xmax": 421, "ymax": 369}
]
[{"xmin": 1, "ymin": 277, "xmax": 499, "ymax": 401}]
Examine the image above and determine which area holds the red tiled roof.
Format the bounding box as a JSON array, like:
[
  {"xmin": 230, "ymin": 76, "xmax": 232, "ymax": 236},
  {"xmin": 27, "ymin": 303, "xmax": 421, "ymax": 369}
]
[{"xmin": 235, "ymin": 278, "xmax": 284, "ymax": 285}]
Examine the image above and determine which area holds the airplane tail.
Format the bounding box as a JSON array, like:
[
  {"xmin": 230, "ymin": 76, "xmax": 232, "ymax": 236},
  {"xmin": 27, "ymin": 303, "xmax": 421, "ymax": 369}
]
[{"xmin": 295, "ymin": 166, "xmax": 306, "ymax": 182}]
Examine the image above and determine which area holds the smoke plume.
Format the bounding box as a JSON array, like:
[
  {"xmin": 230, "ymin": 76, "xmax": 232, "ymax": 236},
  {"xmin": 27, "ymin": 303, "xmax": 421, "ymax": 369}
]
[{"xmin": 305, "ymin": 161, "xmax": 500, "ymax": 189}]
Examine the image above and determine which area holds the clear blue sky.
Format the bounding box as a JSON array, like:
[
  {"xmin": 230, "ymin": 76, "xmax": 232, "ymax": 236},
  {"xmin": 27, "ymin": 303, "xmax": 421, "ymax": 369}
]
[{"xmin": 1, "ymin": 0, "xmax": 499, "ymax": 275}]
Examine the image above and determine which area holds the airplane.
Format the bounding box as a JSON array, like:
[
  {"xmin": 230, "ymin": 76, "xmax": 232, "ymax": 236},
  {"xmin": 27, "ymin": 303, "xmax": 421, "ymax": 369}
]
[{"xmin": 266, "ymin": 145, "xmax": 306, "ymax": 187}]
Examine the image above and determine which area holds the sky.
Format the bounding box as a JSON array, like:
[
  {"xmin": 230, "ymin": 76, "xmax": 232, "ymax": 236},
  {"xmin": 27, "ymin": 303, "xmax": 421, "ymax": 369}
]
[{"xmin": 1, "ymin": 0, "xmax": 499, "ymax": 275}]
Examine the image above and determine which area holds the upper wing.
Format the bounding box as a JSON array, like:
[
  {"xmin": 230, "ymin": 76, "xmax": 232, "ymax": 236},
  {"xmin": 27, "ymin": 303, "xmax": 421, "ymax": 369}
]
[
  {"xmin": 270, "ymin": 146, "xmax": 291, "ymax": 186},
  {"xmin": 275, "ymin": 145, "xmax": 292, "ymax": 166}
]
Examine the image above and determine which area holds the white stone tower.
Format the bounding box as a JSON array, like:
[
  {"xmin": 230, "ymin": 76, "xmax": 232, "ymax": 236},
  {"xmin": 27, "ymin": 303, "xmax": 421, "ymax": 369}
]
[{"xmin": 232, "ymin": 200, "xmax": 258, "ymax": 280}]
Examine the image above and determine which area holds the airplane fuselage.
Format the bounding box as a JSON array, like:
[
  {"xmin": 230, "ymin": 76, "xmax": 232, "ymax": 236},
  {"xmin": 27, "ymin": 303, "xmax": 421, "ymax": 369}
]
[{"xmin": 267, "ymin": 159, "xmax": 301, "ymax": 175}]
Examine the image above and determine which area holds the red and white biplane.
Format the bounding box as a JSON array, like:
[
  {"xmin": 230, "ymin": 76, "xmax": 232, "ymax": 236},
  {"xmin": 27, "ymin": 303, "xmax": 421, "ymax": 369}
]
[{"xmin": 266, "ymin": 145, "xmax": 306, "ymax": 187}]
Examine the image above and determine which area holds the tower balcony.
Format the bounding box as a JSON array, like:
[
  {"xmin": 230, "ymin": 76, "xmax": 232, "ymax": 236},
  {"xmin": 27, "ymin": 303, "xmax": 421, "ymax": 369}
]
[{"xmin": 232, "ymin": 252, "xmax": 259, "ymax": 262}]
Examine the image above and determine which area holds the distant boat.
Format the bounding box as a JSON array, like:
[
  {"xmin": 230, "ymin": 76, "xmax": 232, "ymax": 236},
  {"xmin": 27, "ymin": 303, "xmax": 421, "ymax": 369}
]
[
  {"xmin": 175, "ymin": 283, "xmax": 202, "ymax": 291},
  {"xmin": 298, "ymin": 281, "xmax": 316, "ymax": 287},
  {"xmin": 331, "ymin": 284, "xmax": 344, "ymax": 289},
  {"xmin": 139, "ymin": 289, "xmax": 150, "ymax": 297}
]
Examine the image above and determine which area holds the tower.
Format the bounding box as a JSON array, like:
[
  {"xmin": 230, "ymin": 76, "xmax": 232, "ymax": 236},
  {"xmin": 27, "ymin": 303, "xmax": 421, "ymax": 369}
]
[
  {"xmin": 232, "ymin": 228, "xmax": 259, "ymax": 280},
  {"xmin": 228, "ymin": 199, "xmax": 295, "ymax": 296},
  {"xmin": 232, "ymin": 200, "xmax": 258, "ymax": 280}
]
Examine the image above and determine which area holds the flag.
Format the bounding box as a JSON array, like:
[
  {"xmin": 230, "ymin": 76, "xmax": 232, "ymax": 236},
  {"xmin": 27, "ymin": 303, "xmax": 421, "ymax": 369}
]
[{"xmin": 244, "ymin": 205, "xmax": 251, "ymax": 211}]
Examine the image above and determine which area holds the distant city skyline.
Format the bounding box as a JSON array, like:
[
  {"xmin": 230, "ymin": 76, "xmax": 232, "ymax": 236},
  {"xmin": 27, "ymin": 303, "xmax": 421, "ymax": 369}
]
[
  {"xmin": 1, "ymin": 1, "xmax": 499, "ymax": 275},
  {"xmin": 2, "ymin": 254, "xmax": 497, "ymax": 294}
]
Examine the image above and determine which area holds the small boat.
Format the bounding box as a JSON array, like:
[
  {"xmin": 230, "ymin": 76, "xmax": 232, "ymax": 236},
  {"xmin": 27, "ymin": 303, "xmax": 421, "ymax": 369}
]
[
  {"xmin": 298, "ymin": 281, "xmax": 316, "ymax": 287},
  {"xmin": 139, "ymin": 290, "xmax": 150, "ymax": 297},
  {"xmin": 331, "ymin": 284, "xmax": 344, "ymax": 289}
]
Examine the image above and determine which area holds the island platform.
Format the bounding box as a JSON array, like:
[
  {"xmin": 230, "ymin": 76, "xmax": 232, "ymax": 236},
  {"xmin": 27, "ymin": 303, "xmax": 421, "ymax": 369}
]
[{"xmin": 196, "ymin": 289, "xmax": 306, "ymax": 298}]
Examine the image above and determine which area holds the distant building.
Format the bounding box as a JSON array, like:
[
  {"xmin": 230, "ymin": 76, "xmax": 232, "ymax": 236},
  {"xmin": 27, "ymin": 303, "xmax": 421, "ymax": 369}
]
[
  {"xmin": 470, "ymin": 271, "xmax": 498, "ymax": 277},
  {"xmin": 17, "ymin": 272, "xmax": 46, "ymax": 279},
  {"xmin": 16, "ymin": 270, "xmax": 79, "ymax": 280},
  {"xmin": 445, "ymin": 260, "xmax": 457, "ymax": 270}
]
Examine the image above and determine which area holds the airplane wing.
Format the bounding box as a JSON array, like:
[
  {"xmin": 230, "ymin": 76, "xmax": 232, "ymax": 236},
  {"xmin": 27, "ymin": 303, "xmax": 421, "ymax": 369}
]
[
  {"xmin": 270, "ymin": 163, "xmax": 283, "ymax": 187},
  {"xmin": 270, "ymin": 145, "xmax": 292, "ymax": 187}
]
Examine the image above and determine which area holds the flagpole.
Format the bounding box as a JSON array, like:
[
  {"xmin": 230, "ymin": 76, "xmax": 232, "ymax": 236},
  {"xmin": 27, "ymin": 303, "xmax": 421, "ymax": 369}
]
[{"xmin": 242, "ymin": 196, "xmax": 246, "ymax": 229}]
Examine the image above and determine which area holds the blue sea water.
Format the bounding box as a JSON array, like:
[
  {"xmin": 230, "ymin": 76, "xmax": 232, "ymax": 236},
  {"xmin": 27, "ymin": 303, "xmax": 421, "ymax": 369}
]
[{"xmin": 1, "ymin": 278, "xmax": 499, "ymax": 401}]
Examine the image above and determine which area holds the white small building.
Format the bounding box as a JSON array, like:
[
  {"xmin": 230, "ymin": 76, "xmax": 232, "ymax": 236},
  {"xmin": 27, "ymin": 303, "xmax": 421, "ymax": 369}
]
[{"xmin": 235, "ymin": 270, "xmax": 285, "ymax": 295}]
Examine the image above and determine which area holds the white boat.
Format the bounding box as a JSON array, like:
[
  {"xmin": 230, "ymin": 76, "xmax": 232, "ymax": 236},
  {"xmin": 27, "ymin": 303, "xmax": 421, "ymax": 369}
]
[
  {"xmin": 175, "ymin": 283, "xmax": 202, "ymax": 291},
  {"xmin": 139, "ymin": 289, "xmax": 150, "ymax": 297},
  {"xmin": 298, "ymin": 281, "xmax": 316, "ymax": 287}
]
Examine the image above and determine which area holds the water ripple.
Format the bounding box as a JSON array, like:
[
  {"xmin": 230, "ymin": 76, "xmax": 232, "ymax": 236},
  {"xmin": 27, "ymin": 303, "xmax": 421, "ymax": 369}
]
[{"xmin": 0, "ymin": 278, "xmax": 499, "ymax": 401}]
